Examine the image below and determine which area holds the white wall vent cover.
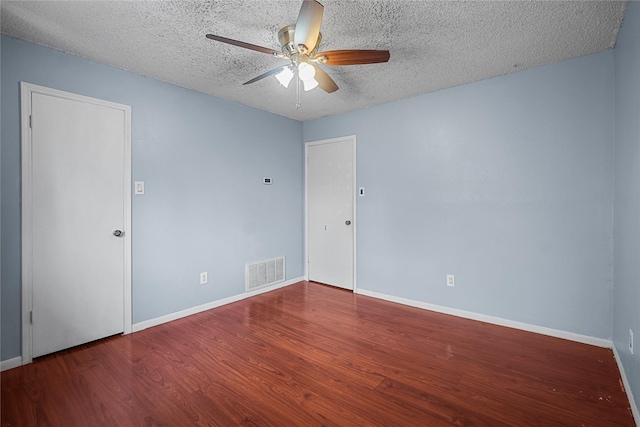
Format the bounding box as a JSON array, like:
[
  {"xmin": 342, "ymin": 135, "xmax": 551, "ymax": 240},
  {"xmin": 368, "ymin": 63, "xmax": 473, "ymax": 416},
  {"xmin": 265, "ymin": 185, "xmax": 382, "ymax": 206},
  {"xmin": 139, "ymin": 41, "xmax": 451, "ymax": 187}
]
[{"xmin": 245, "ymin": 256, "xmax": 285, "ymax": 291}]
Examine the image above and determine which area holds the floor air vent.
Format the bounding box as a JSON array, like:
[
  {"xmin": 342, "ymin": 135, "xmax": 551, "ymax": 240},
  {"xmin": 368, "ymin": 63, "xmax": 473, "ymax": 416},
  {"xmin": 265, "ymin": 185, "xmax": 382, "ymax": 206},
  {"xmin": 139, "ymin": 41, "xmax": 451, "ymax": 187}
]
[{"xmin": 245, "ymin": 256, "xmax": 285, "ymax": 291}]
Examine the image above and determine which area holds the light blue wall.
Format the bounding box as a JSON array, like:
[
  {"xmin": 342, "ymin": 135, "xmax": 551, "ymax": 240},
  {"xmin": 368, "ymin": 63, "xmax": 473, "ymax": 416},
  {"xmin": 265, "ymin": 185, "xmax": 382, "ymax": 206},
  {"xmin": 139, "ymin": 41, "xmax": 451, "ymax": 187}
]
[
  {"xmin": 613, "ymin": 0, "xmax": 640, "ymax": 413},
  {"xmin": 1, "ymin": 36, "xmax": 304, "ymax": 360},
  {"xmin": 304, "ymin": 51, "xmax": 615, "ymax": 339}
]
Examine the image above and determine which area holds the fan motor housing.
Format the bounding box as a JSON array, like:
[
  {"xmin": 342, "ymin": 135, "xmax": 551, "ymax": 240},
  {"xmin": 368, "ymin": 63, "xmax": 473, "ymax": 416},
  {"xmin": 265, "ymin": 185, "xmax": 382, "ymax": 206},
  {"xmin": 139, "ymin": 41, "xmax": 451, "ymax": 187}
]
[
  {"xmin": 278, "ymin": 24, "xmax": 321, "ymax": 57},
  {"xmin": 278, "ymin": 25, "xmax": 296, "ymax": 55}
]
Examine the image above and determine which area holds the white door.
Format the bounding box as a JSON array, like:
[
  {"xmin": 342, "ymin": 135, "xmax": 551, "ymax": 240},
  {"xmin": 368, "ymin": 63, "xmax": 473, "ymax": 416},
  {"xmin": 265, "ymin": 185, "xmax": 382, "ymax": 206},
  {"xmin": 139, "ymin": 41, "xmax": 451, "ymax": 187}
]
[
  {"xmin": 307, "ymin": 137, "xmax": 355, "ymax": 290},
  {"xmin": 24, "ymin": 85, "xmax": 131, "ymax": 358}
]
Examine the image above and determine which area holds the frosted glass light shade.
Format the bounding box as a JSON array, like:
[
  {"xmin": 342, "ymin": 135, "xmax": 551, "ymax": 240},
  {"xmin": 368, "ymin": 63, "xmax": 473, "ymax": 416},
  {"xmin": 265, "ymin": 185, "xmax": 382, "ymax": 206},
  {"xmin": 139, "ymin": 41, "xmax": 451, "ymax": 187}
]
[
  {"xmin": 275, "ymin": 67, "xmax": 294, "ymax": 88},
  {"xmin": 298, "ymin": 62, "xmax": 316, "ymax": 81},
  {"xmin": 303, "ymin": 78, "xmax": 319, "ymax": 91}
]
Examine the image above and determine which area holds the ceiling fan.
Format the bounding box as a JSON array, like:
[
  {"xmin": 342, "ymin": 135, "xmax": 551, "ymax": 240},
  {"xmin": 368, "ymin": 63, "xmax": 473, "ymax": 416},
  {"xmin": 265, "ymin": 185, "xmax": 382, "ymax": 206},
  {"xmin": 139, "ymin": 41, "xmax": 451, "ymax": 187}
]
[{"xmin": 206, "ymin": 0, "xmax": 390, "ymax": 96}]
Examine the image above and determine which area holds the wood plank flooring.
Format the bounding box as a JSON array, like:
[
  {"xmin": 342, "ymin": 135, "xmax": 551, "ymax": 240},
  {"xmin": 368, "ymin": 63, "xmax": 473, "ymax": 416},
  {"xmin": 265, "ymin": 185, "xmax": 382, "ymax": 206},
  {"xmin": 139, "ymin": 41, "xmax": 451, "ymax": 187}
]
[{"xmin": 2, "ymin": 281, "xmax": 635, "ymax": 426}]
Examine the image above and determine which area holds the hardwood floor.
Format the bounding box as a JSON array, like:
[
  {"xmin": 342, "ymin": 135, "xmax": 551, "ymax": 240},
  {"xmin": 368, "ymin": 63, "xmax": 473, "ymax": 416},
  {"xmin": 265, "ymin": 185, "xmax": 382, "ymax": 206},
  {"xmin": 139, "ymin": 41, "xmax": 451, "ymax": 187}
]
[{"xmin": 2, "ymin": 281, "xmax": 635, "ymax": 426}]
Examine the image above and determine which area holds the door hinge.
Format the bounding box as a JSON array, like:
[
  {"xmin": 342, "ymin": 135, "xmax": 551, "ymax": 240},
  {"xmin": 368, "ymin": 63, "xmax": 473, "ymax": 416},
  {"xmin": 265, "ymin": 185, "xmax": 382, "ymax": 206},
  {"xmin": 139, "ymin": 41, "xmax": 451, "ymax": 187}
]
[
  {"xmin": 30, "ymin": 311, "xmax": 33, "ymax": 324},
  {"xmin": 29, "ymin": 115, "xmax": 34, "ymax": 128}
]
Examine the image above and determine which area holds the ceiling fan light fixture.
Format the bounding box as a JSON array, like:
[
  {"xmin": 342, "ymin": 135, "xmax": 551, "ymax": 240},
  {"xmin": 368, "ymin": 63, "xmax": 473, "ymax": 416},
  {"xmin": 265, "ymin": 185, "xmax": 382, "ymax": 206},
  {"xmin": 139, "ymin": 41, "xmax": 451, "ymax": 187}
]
[
  {"xmin": 297, "ymin": 61, "xmax": 316, "ymax": 81},
  {"xmin": 206, "ymin": 0, "xmax": 390, "ymax": 97},
  {"xmin": 275, "ymin": 67, "xmax": 294, "ymax": 88},
  {"xmin": 303, "ymin": 78, "xmax": 319, "ymax": 91}
]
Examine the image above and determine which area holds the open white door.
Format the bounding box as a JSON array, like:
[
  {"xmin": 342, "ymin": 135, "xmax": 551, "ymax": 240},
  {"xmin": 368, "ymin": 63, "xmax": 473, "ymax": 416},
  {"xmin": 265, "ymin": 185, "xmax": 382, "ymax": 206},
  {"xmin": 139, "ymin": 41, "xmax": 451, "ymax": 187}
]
[
  {"xmin": 21, "ymin": 83, "xmax": 132, "ymax": 361},
  {"xmin": 306, "ymin": 136, "xmax": 356, "ymax": 290}
]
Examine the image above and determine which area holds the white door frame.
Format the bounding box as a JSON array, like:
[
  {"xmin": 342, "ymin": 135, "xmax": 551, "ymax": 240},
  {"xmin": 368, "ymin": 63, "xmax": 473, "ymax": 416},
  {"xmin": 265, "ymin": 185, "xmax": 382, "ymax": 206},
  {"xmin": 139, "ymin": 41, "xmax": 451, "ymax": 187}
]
[
  {"xmin": 20, "ymin": 82, "xmax": 132, "ymax": 364},
  {"xmin": 304, "ymin": 135, "xmax": 357, "ymax": 292}
]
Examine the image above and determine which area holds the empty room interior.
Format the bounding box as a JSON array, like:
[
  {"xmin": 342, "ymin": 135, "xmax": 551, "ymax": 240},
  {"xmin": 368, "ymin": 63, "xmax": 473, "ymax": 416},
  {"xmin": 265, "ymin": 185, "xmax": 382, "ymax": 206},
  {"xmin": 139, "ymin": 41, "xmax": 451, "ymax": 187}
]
[{"xmin": 1, "ymin": 0, "xmax": 640, "ymax": 425}]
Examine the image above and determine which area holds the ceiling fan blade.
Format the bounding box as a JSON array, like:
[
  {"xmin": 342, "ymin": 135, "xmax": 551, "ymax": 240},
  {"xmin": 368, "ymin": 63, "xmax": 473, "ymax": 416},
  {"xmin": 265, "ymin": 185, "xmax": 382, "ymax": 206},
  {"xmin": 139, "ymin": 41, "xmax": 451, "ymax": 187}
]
[
  {"xmin": 243, "ymin": 65, "xmax": 291, "ymax": 85},
  {"xmin": 312, "ymin": 65, "xmax": 338, "ymax": 93},
  {"xmin": 206, "ymin": 34, "xmax": 282, "ymax": 56},
  {"xmin": 316, "ymin": 50, "xmax": 390, "ymax": 66},
  {"xmin": 294, "ymin": 0, "xmax": 324, "ymax": 53}
]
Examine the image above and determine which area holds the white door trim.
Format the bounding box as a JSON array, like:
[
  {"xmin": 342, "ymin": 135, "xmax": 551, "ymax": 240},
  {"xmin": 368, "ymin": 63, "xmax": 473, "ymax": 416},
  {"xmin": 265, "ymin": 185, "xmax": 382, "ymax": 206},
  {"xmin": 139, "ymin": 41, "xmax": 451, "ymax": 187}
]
[
  {"xmin": 304, "ymin": 135, "xmax": 357, "ymax": 292},
  {"xmin": 20, "ymin": 82, "xmax": 132, "ymax": 364}
]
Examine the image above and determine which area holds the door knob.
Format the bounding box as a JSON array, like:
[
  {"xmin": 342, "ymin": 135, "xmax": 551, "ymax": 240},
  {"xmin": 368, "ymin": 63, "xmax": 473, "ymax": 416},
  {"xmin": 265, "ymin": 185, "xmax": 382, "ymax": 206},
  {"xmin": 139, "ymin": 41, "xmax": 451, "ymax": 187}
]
[
  {"xmin": 113, "ymin": 230, "xmax": 124, "ymax": 237},
  {"xmin": 345, "ymin": 220, "xmax": 351, "ymax": 225}
]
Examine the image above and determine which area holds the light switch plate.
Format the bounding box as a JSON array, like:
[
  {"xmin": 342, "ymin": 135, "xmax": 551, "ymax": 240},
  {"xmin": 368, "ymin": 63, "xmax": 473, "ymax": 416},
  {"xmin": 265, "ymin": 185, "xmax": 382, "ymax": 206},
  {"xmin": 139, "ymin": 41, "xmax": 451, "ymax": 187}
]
[{"xmin": 134, "ymin": 181, "xmax": 145, "ymax": 195}]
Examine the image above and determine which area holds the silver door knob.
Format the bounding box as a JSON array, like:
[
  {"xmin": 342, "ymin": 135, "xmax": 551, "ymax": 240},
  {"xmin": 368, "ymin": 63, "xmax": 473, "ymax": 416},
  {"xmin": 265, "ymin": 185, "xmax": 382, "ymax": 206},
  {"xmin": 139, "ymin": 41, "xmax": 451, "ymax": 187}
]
[
  {"xmin": 345, "ymin": 220, "xmax": 351, "ymax": 225},
  {"xmin": 113, "ymin": 230, "xmax": 124, "ymax": 237}
]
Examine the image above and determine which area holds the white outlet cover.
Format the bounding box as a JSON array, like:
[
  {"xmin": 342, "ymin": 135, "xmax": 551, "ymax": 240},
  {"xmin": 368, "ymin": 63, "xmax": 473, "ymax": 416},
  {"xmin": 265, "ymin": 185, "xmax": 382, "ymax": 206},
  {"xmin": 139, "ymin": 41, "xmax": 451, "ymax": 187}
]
[
  {"xmin": 447, "ymin": 274, "xmax": 455, "ymax": 287},
  {"xmin": 200, "ymin": 272, "xmax": 208, "ymax": 285},
  {"xmin": 630, "ymin": 329, "xmax": 634, "ymax": 355}
]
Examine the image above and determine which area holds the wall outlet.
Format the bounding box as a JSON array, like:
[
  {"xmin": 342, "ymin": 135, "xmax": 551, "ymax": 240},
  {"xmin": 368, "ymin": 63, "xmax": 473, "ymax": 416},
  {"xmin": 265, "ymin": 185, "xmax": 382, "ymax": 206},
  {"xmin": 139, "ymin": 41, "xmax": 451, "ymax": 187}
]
[
  {"xmin": 447, "ymin": 274, "xmax": 455, "ymax": 287},
  {"xmin": 200, "ymin": 272, "xmax": 208, "ymax": 285},
  {"xmin": 630, "ymin": 329, "xmax": 634, "ymax": 355}
]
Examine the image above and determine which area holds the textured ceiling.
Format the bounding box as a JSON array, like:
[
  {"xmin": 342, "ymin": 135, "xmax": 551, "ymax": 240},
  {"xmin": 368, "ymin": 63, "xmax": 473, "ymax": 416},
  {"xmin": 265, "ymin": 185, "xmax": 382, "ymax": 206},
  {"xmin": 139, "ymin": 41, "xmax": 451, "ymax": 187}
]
[{"xmin": 0, "ymin": 1, "xmax": 628, "ymax": 121}]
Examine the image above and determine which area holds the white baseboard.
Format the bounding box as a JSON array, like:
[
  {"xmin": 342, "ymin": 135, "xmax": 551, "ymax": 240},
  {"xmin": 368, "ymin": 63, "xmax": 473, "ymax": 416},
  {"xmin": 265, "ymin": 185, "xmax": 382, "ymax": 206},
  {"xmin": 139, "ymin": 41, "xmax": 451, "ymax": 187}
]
[
  {"xmin": 356, "ymin": 288, "xmax": 612, "ymax": 348},
  {"xmin": 1, "ymin": 356, "xmax": 23, "ymax": 372},
  {"xmin": 613, "ymin": 345, "xmax": 640, "ymax": 425},
  {"xmin": 132, "ymin": 277, "xmax": 303, "ymax": 332}
]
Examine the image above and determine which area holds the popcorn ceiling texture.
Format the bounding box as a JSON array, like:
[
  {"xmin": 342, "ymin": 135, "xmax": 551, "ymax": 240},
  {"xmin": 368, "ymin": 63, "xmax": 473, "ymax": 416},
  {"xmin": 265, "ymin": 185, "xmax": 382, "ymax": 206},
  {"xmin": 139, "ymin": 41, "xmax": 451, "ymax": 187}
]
[{"xmin": 0, "ymin": 0, "xmax": 627, "ymax": 121}]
